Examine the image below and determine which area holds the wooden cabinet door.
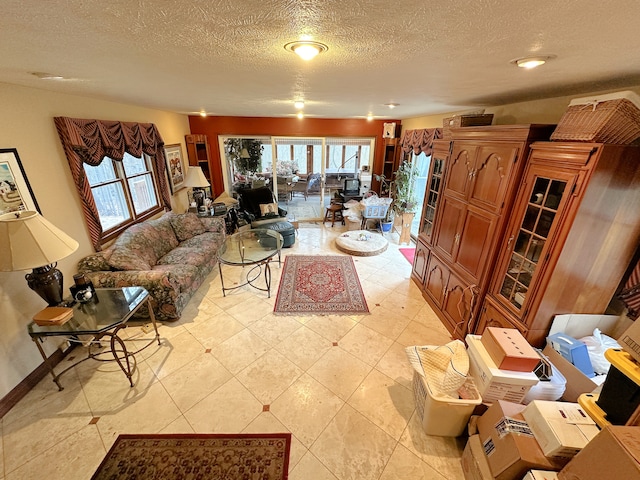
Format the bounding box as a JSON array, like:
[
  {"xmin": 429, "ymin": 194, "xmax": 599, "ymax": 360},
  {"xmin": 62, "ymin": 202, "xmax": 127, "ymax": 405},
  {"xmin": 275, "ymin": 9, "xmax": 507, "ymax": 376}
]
[
  {"xmin": 412, "ymin": 240, "xmax": 430, "ymax": 286},
  {"xmin": 445, "ymin": 142, "xmax": 476, "ymax": 201},
  {"xmin": 424, "ymin": 254, "xmax": 449, "ymax": 308},
  {"xmin": 433, "ymin": 196, "xmax": 466, "ymax": 263},
  {"xmin": 469, "ymin": 143, "xmax": 520, "ymax": 213},
  {"xmin": 420, "ymin": 153, "xmax": 447, "ymax": 244},
  {"xmin": 475, "ymin": 299, "xmax": 525, "ymax": 336},
  {"xmin": 442, "ymin": 270, "xmax": 475, "ymax": 339},
  {"xmin": 456, "ymin": 205, "xmax": 497, "ymax": 283},
  {"xmin": 490, "ymin": 163, "xmax": 579, "ymax": 318}
]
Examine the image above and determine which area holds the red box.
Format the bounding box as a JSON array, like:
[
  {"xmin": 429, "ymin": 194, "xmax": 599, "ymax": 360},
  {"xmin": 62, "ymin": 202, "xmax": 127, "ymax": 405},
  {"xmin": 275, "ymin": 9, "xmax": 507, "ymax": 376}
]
[{"xmin": 481, "ymin": 327, "xmax": 540, "ymax": 372}]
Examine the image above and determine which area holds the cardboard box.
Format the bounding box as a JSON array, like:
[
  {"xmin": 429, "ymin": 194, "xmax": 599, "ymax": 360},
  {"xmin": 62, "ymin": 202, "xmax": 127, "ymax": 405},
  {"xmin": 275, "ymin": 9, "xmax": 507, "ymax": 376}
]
[
  {"xmin": 467, "ymin": 335, "xmax": 539, "ymax": 403},
  {"xmin": 522, "ymin": 400, "xmax": 599, "ymax": 458},
  {"xmin": 558, "ymin": 426, "xmax": 640, "ymax": 480},
  {"xmin": 461, "ymin": 434, "xmax": 493, "ymax": 480},
  {"xmin": 523, "ymin": 471, "xmax": 559, "ymax": 480},
  {"xmin": 544, "ymin": 314, "xmax": 629, "ymax": 402},
  {"xmin": 477, "ymin": 400, "xmax": 566, "ymax": 480},
  {"xmin": 481, "ymin": 327, "xmax": 540, "ymax": 372},
  {"xmin": 619, "ymin": 319, "xmax": 640, "ymax": 364}
]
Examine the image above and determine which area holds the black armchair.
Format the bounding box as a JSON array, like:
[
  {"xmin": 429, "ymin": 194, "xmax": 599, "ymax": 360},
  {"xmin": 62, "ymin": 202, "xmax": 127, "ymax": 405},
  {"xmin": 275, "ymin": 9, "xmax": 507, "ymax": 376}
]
[{"xmin": 237, "ymin": 186, "xmax": 287, "ymax": 227}]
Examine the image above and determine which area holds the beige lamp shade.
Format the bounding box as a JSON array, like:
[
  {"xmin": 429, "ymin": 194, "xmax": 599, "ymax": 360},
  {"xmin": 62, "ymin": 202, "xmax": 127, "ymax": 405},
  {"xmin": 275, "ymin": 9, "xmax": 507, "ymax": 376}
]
[
  {"xmin": 183, "ymin": 166, "xmax": 210, "ymax": 188},
  {"xmin": 0, "ymin": 211, "xmax": 79, "ymax": 271}
]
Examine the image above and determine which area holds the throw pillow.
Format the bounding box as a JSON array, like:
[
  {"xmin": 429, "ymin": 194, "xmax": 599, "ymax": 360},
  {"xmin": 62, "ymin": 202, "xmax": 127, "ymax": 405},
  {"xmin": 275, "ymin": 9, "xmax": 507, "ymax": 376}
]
[
  {"xmin": 107, "ymin": 224, "xmax": 159, "ymax": 271},
  {"xmin": 170, "ymin": 212, "xmax": 206, "ymax": 242},
  {"xmin": 259, "ymin": 202, "xmax": 278, "ymax": 216}
]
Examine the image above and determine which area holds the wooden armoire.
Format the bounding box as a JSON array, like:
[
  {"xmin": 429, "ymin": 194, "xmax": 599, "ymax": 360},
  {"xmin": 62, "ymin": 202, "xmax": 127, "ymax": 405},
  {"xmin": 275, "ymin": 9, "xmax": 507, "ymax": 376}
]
[{"xmin": 412, "ymin": 126, "xmax": 640, "ymax": 347}]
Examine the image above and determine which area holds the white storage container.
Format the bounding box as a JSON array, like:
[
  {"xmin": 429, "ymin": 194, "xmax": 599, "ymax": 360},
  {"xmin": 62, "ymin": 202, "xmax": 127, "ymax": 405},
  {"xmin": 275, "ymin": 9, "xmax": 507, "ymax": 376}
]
[
  {"xmin": 412, "ymin": 371, "xmax": 481, "ymax": 437},
  {"xmin": 466, "ymin": 335, "xmax": 539, "ymax": 403}
]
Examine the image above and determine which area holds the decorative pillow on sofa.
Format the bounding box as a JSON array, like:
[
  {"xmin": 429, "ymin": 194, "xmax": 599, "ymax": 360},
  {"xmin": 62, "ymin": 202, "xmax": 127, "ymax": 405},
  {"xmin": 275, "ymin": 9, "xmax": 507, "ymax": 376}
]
[
  {"xmin": 107, "ymin": 224, "xmax": 160, "ymax": 271},
  {"xmin": 259, "ymin": 203, "xmax": 278, "ymax": 217},
  {"xmin": 170, "ymin": 212, "xmax": 206, "ymax": 242}
]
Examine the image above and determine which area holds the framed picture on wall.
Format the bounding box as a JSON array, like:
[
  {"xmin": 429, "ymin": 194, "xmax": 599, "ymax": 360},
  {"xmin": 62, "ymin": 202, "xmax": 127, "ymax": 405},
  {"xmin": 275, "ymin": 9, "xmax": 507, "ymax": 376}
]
[
  {"xmin": 164, "ymin": 144, "xmax": 186, "ymax": 194},
  {"xmin": 0, "ymin": 148, "xmax": 41, "ymax": 215}
]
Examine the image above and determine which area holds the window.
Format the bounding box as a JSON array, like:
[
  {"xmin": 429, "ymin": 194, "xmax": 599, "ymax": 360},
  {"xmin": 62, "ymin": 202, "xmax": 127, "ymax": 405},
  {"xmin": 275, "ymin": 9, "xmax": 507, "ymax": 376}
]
[{"xmin": 84, "ymin": 152, "xmax": 161, "ymax": 235}]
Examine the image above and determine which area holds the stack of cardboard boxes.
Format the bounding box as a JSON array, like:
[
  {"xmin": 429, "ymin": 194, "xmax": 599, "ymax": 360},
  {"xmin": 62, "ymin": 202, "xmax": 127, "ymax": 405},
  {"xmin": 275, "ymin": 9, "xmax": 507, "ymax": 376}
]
[{"xmin": 459, "ymin": 317, "xmax": 640, "ymax": 480}]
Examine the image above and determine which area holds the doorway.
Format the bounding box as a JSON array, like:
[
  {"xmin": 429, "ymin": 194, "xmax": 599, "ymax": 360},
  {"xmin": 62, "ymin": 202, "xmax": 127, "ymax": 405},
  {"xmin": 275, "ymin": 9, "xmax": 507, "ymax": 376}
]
[{"xmin": 220, "ymin": 135, "xmax": 375, "ymax": 222}]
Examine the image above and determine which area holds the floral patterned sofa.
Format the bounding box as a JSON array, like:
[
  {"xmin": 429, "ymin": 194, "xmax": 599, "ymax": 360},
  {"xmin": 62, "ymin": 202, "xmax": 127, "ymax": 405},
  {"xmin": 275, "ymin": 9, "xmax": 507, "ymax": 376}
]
[{"xmin": 77, "ymin": 212, "xmax": 225, "ymax": 321}]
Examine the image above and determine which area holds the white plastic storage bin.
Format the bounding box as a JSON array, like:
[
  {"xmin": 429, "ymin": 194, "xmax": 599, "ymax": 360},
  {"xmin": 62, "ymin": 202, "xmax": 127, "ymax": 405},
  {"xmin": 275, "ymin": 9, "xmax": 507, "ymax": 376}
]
[{"xmin": 412, "ymin": 371, "xmax": 481, "ymax": 437}]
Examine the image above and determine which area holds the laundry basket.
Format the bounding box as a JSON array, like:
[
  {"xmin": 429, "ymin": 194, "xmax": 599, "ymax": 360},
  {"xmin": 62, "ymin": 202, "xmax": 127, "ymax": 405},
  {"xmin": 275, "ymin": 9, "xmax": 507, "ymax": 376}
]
[
  {"xmin": 412, "ymin": 371, "xmax": 482, "ymax": 437},
  {"xmin": 361, "ymin": 199, "xmax": 392, "ymax": 230}
]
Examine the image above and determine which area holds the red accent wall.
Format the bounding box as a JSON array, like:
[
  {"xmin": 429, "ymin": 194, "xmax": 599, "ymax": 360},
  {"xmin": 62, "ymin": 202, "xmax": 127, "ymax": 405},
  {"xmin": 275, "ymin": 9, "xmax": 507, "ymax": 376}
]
[{"xmin": 187, "ymin": 116, "xmax": 401, "ymax": 197}]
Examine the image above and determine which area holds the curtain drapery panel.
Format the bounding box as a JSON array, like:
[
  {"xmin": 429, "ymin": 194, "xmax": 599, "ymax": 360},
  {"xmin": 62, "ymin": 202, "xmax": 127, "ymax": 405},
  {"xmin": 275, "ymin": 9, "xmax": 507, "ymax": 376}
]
[
  {"xmin": 619, "ymin": 260, "xmax": 640, "ymax": 321},
  {"xmin": 400, "ymin": 128, "xmax": 443, "ymax": 156},
  {"xmin": 54, "ymin": 117, "xmax": 172, "ymax": 251}
]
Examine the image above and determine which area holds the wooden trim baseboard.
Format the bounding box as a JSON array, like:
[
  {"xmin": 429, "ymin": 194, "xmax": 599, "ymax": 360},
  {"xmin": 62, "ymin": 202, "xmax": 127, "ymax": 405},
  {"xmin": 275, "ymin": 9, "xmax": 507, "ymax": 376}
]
[{"xmin": 0, "ymin": 346, "xmax": 73, "ymax": 419}]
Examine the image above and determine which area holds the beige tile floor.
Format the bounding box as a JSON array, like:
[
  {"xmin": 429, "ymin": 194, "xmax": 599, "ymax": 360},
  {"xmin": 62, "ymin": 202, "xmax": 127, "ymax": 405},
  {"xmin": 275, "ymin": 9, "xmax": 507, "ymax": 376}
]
[{"xmin": 0, "ymin": 223, "xmax": 465, "ymax": 480}]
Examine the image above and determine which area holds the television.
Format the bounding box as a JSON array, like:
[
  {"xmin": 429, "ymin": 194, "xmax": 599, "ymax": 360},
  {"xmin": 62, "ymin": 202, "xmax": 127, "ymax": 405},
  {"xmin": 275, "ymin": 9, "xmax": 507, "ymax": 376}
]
[{"xmin": 343, "ymin": 178, "xmax": 360, "ymax": 196}]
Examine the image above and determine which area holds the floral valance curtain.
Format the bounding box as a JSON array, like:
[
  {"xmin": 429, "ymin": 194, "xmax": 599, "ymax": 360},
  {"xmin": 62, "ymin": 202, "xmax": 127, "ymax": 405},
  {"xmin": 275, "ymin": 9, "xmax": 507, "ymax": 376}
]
[
  {"xmin": 54, "ymin": 117, "xmax": 172, "ymax": 251},
  {"xmin": 400, "ymin": 128, "xmax": 443, "ymax": 156}
]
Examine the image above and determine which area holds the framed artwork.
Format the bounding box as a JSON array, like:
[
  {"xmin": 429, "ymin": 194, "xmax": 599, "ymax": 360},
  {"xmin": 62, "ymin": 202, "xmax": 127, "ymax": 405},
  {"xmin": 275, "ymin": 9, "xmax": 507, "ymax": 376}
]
[
  {"xmin": 0, "ymin": 148, "xmax": 40, "ymax": 215},
  {"xmin": 383, "ymin": 122, "xmax": 397, "ymax": 138},
  {"xmin": 164, "ymin": 144, "xmax": 186, "ymax": 194}
]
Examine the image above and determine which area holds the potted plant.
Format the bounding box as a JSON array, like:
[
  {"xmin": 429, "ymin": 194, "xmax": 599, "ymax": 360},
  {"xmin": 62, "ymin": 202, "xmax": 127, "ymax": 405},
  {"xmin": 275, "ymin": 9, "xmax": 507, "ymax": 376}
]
[
  {"xmin": 391, "ymin": 160, "xmax": 418, "ymax": 243},
  {"xmin": 224, "ymin": 138, "xmax": 263, "ymax": 177}
]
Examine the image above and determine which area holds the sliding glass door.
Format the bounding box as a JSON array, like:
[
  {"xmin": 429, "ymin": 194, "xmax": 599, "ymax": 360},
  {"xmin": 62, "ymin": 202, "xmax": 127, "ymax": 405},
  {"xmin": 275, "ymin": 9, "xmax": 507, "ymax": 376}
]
[
  {"xmin": 219, "ymin": 135, "xmax": 375, "ymax": 222},
  {"xmin": 271, "ymin": 136, "xmax": 326, "ymax": 221}
]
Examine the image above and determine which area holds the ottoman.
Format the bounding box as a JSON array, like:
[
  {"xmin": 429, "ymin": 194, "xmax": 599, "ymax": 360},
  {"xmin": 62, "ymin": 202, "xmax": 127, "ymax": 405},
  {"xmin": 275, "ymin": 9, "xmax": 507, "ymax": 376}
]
[{"xmin": 258, "ymin": 220, "xmax": 296, "ymax": 248}]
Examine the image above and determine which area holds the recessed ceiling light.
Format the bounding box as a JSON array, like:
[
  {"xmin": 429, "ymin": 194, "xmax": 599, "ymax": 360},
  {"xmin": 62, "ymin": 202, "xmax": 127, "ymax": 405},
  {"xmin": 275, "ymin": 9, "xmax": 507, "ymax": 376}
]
[
  {"xmin": 511, "ymin": 55, "xmax": 556, "ymax": 69},
  {"xmin": 31, "ymin": 71, "xmax": 65, "ymax": 80},
  {"xmin": 294, "ymin": 101, "xmax": 305, "ymax": 109},
  {"xmin": 284, "ymin": 41, "xmax": 328, "ymax": 61},
  {"xmin": 297, "ymin": 112, "xmax": 304, "ymax": 119},
  {"xmin": 385, "ymin": 103, "xmax": 399, "ymax": 109}
]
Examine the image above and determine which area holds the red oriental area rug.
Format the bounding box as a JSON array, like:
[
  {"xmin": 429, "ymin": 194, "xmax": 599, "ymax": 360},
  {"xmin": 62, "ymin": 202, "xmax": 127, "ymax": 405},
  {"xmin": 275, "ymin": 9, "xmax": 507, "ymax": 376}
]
[
  {"xmin": 92, "ymin": 433, "xmax": 291, "ymax": 480},
  {"xmin": 274, "ymin": 255, "xmax": 369, "ymax": 315}
]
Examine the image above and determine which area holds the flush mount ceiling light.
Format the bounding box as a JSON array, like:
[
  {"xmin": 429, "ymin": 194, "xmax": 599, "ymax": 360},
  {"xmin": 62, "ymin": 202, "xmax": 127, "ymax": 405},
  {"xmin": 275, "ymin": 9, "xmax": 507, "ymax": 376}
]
[
  {"xmin": 511, "ymin": 55, "xmax": 556, "ymax": 69},
  {"xmin": 199, "ymin": 111, "xmax": 207, "ymax": 117},
  {"xmin": 284, "ymin": 41, "xmax": 328, "ymax": 61},
  {"xmin": 385, "ymin": 103, "xmax": 399, "ymax": 109},
  {"xmin": 30, "ymin": 71, "xmax": 65, "ymax": 80},
  {"xmin": 294, "ymin": 100, "xmax": 305, "ymax": 109}
]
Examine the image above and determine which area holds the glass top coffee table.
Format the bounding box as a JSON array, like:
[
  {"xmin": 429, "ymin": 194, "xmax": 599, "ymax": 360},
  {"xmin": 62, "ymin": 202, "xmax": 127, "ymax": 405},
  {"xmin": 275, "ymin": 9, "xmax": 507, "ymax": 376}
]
[
  {"xmin": 217, "ymin": 228, "xmax": 284, "ymax": 297},
  {"xmin": 28, "ymin": 287, "xmax": 161, "ymax": 390}
]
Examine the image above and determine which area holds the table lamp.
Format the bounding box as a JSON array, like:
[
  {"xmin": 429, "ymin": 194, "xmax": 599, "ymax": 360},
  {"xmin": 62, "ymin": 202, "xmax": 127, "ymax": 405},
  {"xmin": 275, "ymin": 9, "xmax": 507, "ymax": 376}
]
[
  {"xmin": 0, "ymin": 210, "xmax": 79, "ymax": 306},
  {"xmin": 183, "ymin": 166, "xmax": 210, "ymax": 211}
]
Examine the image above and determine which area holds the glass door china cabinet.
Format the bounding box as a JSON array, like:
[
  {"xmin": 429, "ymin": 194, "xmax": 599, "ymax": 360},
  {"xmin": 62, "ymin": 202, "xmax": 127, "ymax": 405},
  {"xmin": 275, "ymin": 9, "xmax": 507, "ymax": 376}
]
[{"xmin": 478, "ymin": 142, "xmax": 640, "ymax": 346}]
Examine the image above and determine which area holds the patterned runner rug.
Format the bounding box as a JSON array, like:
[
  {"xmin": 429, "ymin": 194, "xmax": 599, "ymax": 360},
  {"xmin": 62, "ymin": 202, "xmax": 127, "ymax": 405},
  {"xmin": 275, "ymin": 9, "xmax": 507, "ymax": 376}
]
[
  {"xmin": 274, "ymin": 255, "xmax": 369, "ymax": 315},
  {"xmin": 91, "ymin": 433, "xmax": 291, "ymax": 480}
]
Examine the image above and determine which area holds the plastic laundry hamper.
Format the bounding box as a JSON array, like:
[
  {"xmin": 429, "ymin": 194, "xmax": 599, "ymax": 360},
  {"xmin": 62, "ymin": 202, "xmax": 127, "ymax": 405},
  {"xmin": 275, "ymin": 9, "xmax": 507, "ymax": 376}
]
[{"xmin": 412, "ymin": 371, "xmax": 481, "ymax": 437}]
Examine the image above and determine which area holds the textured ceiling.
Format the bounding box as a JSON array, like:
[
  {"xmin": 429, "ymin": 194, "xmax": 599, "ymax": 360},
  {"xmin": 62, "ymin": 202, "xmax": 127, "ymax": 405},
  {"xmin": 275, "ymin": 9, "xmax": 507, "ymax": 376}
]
[{"xmin": 1, "ymin": 0, "xmax": 640, "ymax": 119}]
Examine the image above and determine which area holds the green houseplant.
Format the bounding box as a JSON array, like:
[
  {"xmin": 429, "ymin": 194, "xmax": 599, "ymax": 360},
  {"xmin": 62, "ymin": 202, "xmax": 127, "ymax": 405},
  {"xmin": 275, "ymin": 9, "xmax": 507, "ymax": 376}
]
[
  {"xmin": 224, "ymin": 138, "xmax": 263, "ymax": 175},
  {"xmin": 392, "ymin": 160, "xmax": 418, "ymax": 216}
]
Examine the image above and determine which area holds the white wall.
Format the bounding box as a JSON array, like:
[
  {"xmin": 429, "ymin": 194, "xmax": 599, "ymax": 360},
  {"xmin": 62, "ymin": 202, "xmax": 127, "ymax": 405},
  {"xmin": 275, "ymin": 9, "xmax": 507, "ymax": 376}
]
[{"xmin": 0, "ymin": 83, "xmax": 191, "ymax": 398}]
